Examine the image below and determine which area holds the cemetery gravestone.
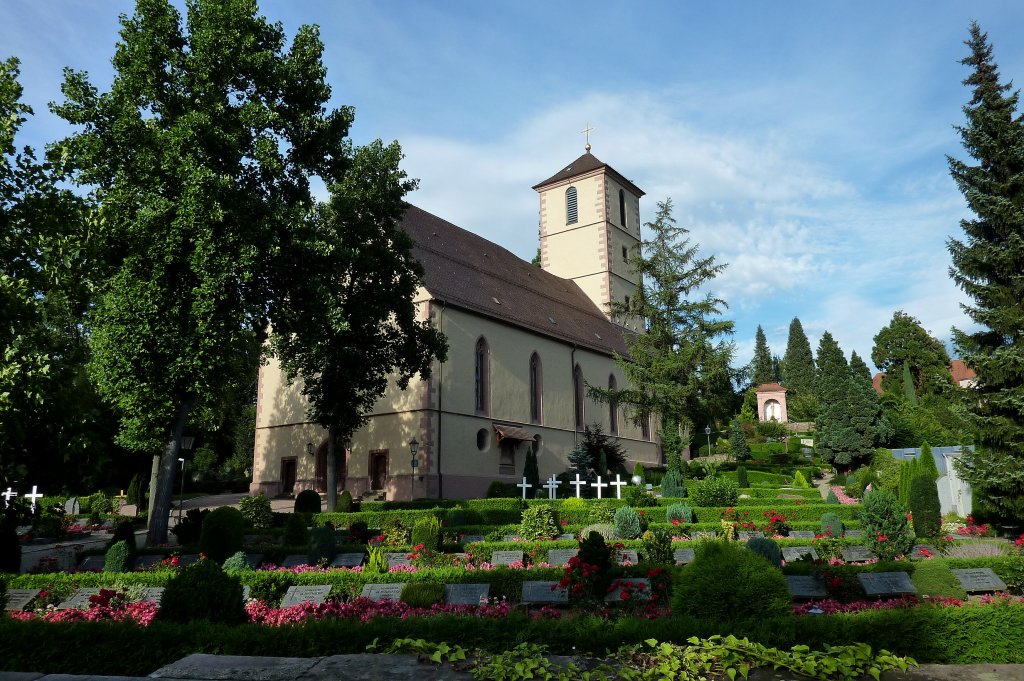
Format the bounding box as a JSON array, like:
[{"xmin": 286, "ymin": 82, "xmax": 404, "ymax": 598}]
[
  {"xmin": 738, "ymin": 531, "xmax": 764, "ymax": 541},
  {"xmin": 139, "ymin": 587, "xmax": 165, "ymax": 605},
  {"xmin": 556, "ymin": 533, "xmax": 575, "ymax": 541},
  {"xmin": 4, "ymin": 589, "xmax": 40, "ymax": 611},
  {"xmin": 844, "ymin": 530, "xmax": 864, "ymax": 539},
  {"xmin": 241, "ymin": 554, "xmax": 261, "ymax": 568},
  {"xmin": 385, "ymin": 552, "xmax": 412, "ymax": 567},
  {"xmin": 605, "ymin": 578, "xmax": 651, "ymax": 602},
  {"xmin": 521, "ymin": 581, "xmax": 568, "ymax": 604},
  {"xmin": 910, "ymin": 545, "xmax": 939, "ymax": 560},
  {"xmin": 951, "ymin": 568, "xmax": 1007, "ymax": 593},
  {"xmin": 615, "ymin": 549, "xmax": 639, "ymax": 565},
  {"xmin": 673, "ymin": 548, "xmax": 695, "ymax": 565},
  {"xmin": 787, "ymin": 530, "xmax": 815, "ymax": 540},
  {"xmin": 64, "ymin": 497, "xmax": 80, "ymax": 514},
  {"xmin": 858, "ymin": 572, "xmax": 917, "ymax": 597},
  {"xmin": 841, "ymin": 546, "xmax": 877, "ymax": 563},
  {"xmin": 460, "ymin": 535, "xmax": 485, "ymax": 545},
  {"xmin": 490, "ymin": 550, "xmax": 524, "ymax": 566},
  {"xmin": 281, "ymin": 555, "xmax": 308, "ymax": 568},
  {"xmin": 502, "ymin": 535, "xmax": 522, "ymax": 542},
  {"xmin": 280, "ymin": 585, "xmax": 332, "ymax": 608},
  {"xmin": 361, "ymin": 583, "xmax": 406, "ymax": 602},
  {"xmin": 781, "ymin": 546, "xmax": 818, "ymax": 562},
  {"xmin": 331, "ymin": 553, "xmax": 364, "ymax": 568},
  {"xmin": 545, "ymin": 549, "xmax": 578, "ymax": 566},
  {"xmin": 57, "ymin": 588, "xmax": 100, "ymax": 610},
  {"xmin": 78, "ymin": 556, "xmax": 105, "ymax": 571},
  {"xmin": 785, "ymin": 575, "xmax": 827, "ymax": 599},
  {"xmin": 135, "ymin": 554, "xmax": 165, "ymax": 569},
  {"xmin": 444, "ymin": 583, "xmax": 490, "ymax": 605}
]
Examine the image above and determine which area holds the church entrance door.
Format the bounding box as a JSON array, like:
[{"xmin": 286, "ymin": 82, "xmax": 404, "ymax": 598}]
[
  {"xmin": 369, "ymin": 450, "xmax": 388, "ymax": 491},
  {"xmin": 280, "ymin": 457, "xmax": 297, "ymax": 497}
]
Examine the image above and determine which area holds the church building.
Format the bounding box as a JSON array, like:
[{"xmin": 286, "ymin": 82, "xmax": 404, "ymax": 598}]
[{"xmin": 251, "ymin": 148, "xmax": 661, "ymax": 500}]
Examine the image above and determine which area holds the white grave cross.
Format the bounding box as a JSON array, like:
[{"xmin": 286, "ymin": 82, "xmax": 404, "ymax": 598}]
[
  {"xmin": 1, "ymin": 487, "xmax": 15, "ymax": 506},
  {"xmin": 610, "ymin": 474, "xmax": 627, "ymax": 499},
  {"xmin": 570, "ymin": 473, "xmax": 587, "ymax": 499},
  {"xmin": 543, "ymin": 475, "xmax": 561, "ymax": 500},
  {"xmin": 592, "ymin": 476, "xmax": 608, "ymax": 499},
  {"xmin": 517, "ymin": 477, "xmax": 532, "ymax": 499},
  {"xmin": 24, "ymin": 485, "xmax": 43, "ymax": 511}
]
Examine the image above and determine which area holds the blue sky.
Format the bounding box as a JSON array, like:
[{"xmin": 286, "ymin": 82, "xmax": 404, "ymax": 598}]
[{"xmin": 4, "ymin": 1, "xmax": 1022, "ymax": 373}]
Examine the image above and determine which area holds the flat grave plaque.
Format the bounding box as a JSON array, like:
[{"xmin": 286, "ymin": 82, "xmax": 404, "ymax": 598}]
[
  {"xmin": 280, "ymin": 585, "xmax": 332, "ymax": 608},
  {"xmin": 785, "ymin": 575, "xmax": 827, "ymax": 599},
  {"xmin": 502, "ymin": 535, "xmax": 522, "ymax": 542},
  {"xmin": 951, "ymin": 568, "xmax": 1007, "ymax": 593},
  {"xmin": 78, "ymin": 555, "xmax": 105, "ymax": 571},
  {"xmin": 910, "ymin": 545, "xmax": 939, "ymax": 560},
  {"xmin": 4, "ymin": 589, "xmax": 40, "ymax": 611},
  {"xmin": 787, "ymin": 530, "xmax": 816, "ymax": 540},
  {"xmin": 138, "ymin": 587, "xmax": 164, "ymax": 605},
  {"xmin": 280, "ymin": 555, "xmax": 308, "ymax": 568},
  {"xmin": 738, "ymin": 531, "xmax": 764, "ymax": 541},
  {"xmin": 444, "ymin": 583, "xmax": 490, "ymax": 605},
  {"xmin": 858, "ymin": 572, "xmax": 917, "ymax": 597},
  {"xmin": 545, "ymin": 549, "xmax": 578, "ymax": 566},
  {"xmin": 782, "ymin": 546, "xmax": 819, "ymax": 562},
  {"xmin": 361, "ymin": 583, "xmax": 405, "ymax": 602},
  {"xmin": 605, "ymin": 578, "xmax": 651, "ymax": 603},
  {"xmin": 556, "ymin": 534, "xmax": 576, "ymax": 541},
  {"xmin": 242, "ymin": 554, "xmax": 262, "ymax": 569},
  {"xmin": 57, "ymin": 588, "xmax": 100, "ymax": 610},
  {"xmin": 615, "ymin": 549, "xmax": 639, "ymax": 565},
  {"xmin": 331, "ymin": 553, "xmax": 364, "ymax": 568},
  {"xmin": 490, "ymin": 550, "xmax": 524, "ymax": 566},
  {"xmin": 844, "ymin": 530, "xmax": 864, "ymax": 539},
  {"xmin": 460, "ymin": 534, "xmax": 485, "ymax": 544},
  {"xmin": 673, "ymin": 548, "xmax": 695, "ymax": 565},
  {"xmin": 451, "ymin": 552, "xmax": 467, "ymax": 561},
  {"xmin": 841, "ymin": 546, "xmax": 877, "ymax": 563},
  {"xmin": 134, "ymin": 554, "xmax": 165, "ymax": 569},
  {"xmin": 385, "ymin": 552, "xmax": 413, "ymax": 567},
  {"xmin": 521, "ymin": 581, "xmax": 568, "ymax": 604}
]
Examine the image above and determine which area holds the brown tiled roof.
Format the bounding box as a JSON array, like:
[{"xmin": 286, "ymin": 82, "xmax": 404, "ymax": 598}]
[
  {"xmin": 531, "ymin": 152, "xmax": 645, "ymax": 197},
  {"xmin": 872, "ymin": 372, "xmax": 884, "ymax": 395},
  {"xmin": 755, "ymin": 383, "xmax": 787, "ymax": 393},
  {"xmin": 949, "ymin": 360, "xmax": 976, "ymax": 384},
  {"xmin": 401, "ymin": 205, "xmax": 629, "ymax": 357}
]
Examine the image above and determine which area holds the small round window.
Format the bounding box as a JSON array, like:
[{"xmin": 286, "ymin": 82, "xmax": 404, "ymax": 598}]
[{"xmin": 476, "ymin": 428, "xmax": 490, "ymax": 451}]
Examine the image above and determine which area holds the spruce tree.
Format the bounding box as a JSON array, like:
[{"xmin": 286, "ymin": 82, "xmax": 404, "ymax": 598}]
[
  {"xmin": 780, "ymin": 318, "xmax": 817, "ymax": 419},
  {"xmin": 848, "ymin": 351, "xmax": 892, "ymax": 454},
  {"xmin": 814, "ymin": 332, "xmax": 855, "ymax": 465},
  {"xmin": 947, "ymin": 23, "xmax": 1024, "ymax": 522},
  {"xmin": 751, "ymin": 325, "xmax": 775, "ymax": 386},
  {"xmin": 729, "ymin": 418, "xmax": 750, "ymax": 461}
]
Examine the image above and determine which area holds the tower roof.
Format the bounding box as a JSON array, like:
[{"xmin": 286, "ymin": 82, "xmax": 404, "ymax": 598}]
[{"xmin": 531, "ymin": 151, "xmax": 645, "ymax": 197}]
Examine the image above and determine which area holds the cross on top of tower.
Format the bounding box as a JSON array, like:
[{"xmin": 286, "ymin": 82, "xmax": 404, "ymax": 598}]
[{"xmin": 581, "ymin": 123, "xmax": 594, "ymax": 153}]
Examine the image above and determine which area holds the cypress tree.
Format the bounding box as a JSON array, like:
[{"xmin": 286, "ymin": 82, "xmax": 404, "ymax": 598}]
[
  {"xmin": 918, "ymin": 442, "xmax": 940, "ymax": 481},
  {"xmin": 781, "ymin": 318, "xmax": 817, "ymax": 419},
  {"xmin": 947, "ymin": 23, "xmax": 1024, "ymax": 522},
  {"xmin": 751, "ymin": 325, "xmax": 775, "ymax": 386},
  {"xmin": 901, "ymin": 363, "xmax": 918, "ymax": 405},
  {"xmin": 524, "ymin": 443, "xmax": 540, "ymax": 492},
  {"xmin": 910, "ymin": 474, "xmax": 942, "ymax": 538},
  {"xmin": 729, "ymin": 418, "xmax": 750, "ymax": 461}
]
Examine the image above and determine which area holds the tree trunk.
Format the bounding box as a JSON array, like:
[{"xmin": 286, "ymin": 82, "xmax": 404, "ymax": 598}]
[
  {"xmin": 326, "ymin": 426, "xmax": 337, "ymax": 513},
  {"xmin": 146, "ymin": 455, "xmax": 160, "ymax": 522},
  {"xmin": 146, "ymin": 397, "xmax": 194, "ymax": 547}
]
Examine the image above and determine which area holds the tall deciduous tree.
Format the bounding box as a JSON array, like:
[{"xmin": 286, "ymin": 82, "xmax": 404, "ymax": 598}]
[
  {"xmin": 947, "ymin": 23, "xmax": 1024, "ymax": 523},
  {"xmin": 590, "ymin": 199, "xmax": 735, "ymax": 459},
  {"xmin": 751, "ymin": 325, "xmax": 775, "ymax": 387},
  {"xmin": 52, "ymin": 0, "xmax": 354, "ymax": 544},
  {"xmin": 780, "ymin": 318, "xmax": 817, "ymax": 419},
  {"xmin": 270, "ymin": 141, "xmax": 447, "ymax": 510},
  {"xmin": 871, "ymin": 311, "xmax": 952, "ymax": 399}
]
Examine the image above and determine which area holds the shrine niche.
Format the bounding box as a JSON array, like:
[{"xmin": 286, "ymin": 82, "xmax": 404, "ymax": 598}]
[{"xmin": 755, "ymin": 383, "xmax": 788, "ymax": 423}]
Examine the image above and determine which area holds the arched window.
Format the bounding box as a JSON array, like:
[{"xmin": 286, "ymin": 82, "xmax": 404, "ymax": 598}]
[
  {"xmin": 566, "ymin": 186, "xmax": 578, "ymax": 225},
  {"xmin": 573, "ymin": 364, "xmax": 585, "ymax": 430},
  {"xmin": 608, "ymin": 374, "xmax": 618, "ymax": 435},
  {"xmin": 529, "ymin": 353, "xmax": 543, "ymax": 424},
  {"xmin": 619, "ymin": 189, "xmax": 627, "ymax": 228},
  {"xmin": 474, "ymin": 337, "xmax": 490, "ymax": 415}
]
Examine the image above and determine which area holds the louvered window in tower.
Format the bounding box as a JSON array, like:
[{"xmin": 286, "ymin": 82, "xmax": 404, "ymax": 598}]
[
  {"xmin": 574, "ymin": 364, "xmax": 585, "ymax": 430},
  {"xmin": 566, "ymin": 186, "xmax": 578, "ymax": 225},
  {"xmin": 529, "ymin": 353, "xmax": 543, "ymax": 424},
  {"xmin": 608, "ymin": 374, "xmax": 618, "ymax": 435},
  {"xmin": 619, "ymin": 189, "xmax": 627, "ymax": 228}
]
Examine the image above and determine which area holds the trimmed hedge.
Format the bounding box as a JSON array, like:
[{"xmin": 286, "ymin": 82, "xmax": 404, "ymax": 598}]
[{"xmin": 2, "ymin": 603, "xmax": 1023, "ymax": 675}]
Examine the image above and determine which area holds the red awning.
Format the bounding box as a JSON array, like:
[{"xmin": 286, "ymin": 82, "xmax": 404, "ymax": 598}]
[{"xmin": 493, "ymin": 424, "xmax": 534, "ymax": 444}]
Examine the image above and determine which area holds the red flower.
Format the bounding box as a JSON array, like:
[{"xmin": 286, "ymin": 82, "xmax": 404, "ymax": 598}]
[{"xmin": 877, "ymin": 535, "xmax": 888, "ymax": 542}]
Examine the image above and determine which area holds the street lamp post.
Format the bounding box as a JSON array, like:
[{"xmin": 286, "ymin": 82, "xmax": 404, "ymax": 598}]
[
  {"xmin": 408, "ymin": 438, "xmax": 419, "ymax": 500},
  {"xmin": 704, "ymin": 425, "xmax": 712, "ymax": 457}
]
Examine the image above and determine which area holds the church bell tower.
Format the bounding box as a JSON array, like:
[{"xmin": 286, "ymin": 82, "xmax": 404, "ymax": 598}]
[{"xmin": 532, "ymin": 142, "xmax": 644, "ymax": 330}]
